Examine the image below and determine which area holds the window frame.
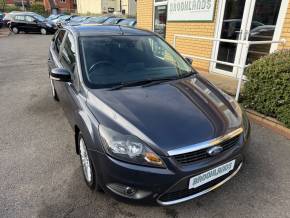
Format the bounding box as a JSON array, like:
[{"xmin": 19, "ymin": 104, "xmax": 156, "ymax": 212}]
[
  {"xmin": 58, "ymin": 30, "xmax": 80, "ymax": 90},
  {"xmin": 59, "ymin": 32, "xmax": 77, "ymax": 74},
  {"xmin": 53, "ymin": 29, "xmax": 66, "ymax": 56}
]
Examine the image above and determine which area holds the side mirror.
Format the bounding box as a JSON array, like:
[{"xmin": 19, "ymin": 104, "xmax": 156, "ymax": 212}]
[
  {"xmin": 185, "ymin": 57, "xmax": 193, "ymax": 65},
  {"xmin": 50, "ymin": 68, "xmax": 71, "ymax": 82}
]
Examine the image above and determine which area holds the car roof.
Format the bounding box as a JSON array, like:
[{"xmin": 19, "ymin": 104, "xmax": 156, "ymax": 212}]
[
  {"xmin": 65, "ymin": 25, "xmax": 154, "ymax": 37},
  {"xmin": 12, "ymin": 12, "xmax": 37, "ymax": 16}
]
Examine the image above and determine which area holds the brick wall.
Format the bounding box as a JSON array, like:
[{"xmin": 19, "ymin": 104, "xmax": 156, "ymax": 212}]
[
  {"xmin": 280, "ymin": 1, "xmax": 290, "ymax": 49},
  {"xmin": 166, "ymin": 21, "xmax": 216, "ymax": 72},
  {"xmin": 44, "ymin": 0, "xmax": 76, "ymax": 13},
  {"xmin": 136, "ymin": 0, "xmax": 153, "ymax": 30}
]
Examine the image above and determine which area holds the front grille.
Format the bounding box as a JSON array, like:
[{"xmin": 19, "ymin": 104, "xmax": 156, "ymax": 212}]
[
  {"xmin": 159, "ymin": 172, "xmax": 230, "ymax": 202},
  {"xmin": 173, "ymin": 134, "xmax": 241, "ymax": 165},
  {"xmin": 158, "ymin": 162, "xmax": 241, "ymax": 203}
]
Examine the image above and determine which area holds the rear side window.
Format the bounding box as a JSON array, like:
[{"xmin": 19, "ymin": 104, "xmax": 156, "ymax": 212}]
[
  {"xmin": 54, "ymin": 30, "xmax": 65, "ymax": 54},
  {"xmin": 60, "ymin": 33, "xmax": 76, "ymax": 73},
  {"xmin": 15, "ymin": 15, "xmax": 25, "ymax": 21}
]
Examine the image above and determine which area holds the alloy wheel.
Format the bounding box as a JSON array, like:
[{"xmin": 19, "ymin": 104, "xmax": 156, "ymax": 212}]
[
  {"xmin": 12, "ymin": 27, "xmax": 19, "ymax": 34},
  {"xmin": 79, "ymin": 137, "xmax": 93, "ymax": 183},
  {"xmin": 40, "ymin": 28, "xmax": 47, "ymax": 35}
]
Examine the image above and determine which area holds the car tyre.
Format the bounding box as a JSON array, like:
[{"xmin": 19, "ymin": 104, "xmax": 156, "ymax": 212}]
[
  {"xmin": 78, "ymin": 133, "xmax": 102, "ymax": 191},
  {"xmin": 40, "ymin": 28, "xmax": 47, "ymax": 35},
  {"xmin": 12, "ymin": 27, "xmax": 19, "ymax": 34},
  {"xmin": 50, "ymin": 80, "xmax": 59, "ymax": 101}
]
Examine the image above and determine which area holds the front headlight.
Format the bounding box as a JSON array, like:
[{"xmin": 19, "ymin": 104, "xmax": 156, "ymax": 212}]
[
  {"xmin": 99, "ymin": 125, "xmax": 165, "ymax": 168},
  {"xmin": 46, "ymin": 23, "xmax": 52, "ymax": 28}
]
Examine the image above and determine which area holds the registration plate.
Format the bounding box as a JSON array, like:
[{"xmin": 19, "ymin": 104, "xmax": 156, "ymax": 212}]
[{"xmin": 189, "ymin": 160, "xmax": 236, "ymax": 189}]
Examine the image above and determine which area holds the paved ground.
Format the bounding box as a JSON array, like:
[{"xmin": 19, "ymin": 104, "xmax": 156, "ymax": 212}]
[{"xmin": 0, "ymin": 34, "xmax": 290, "ymax": 218}]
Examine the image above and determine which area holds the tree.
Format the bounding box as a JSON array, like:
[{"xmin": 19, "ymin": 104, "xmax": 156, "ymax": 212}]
[{"xmin": 0, "ymin": 0, "xmax": 7, "ymax": 11}]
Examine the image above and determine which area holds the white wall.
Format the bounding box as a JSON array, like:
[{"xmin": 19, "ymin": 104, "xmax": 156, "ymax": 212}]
[{"xmin": 77, "ymin": 0, "xmax": 102, "ymax": 14}]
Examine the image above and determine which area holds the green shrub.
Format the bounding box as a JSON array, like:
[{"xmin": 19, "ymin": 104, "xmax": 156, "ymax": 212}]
[
  {"xmin": 29, "ymin": 4, "xmax": 46, "ymax": 16},
  {"xmin": 243, "ymin": 49, "xmax": 290, "ymax": 128},
  {"xmin": 1, "ymin": 4, "xmax": 20, "ymax": 12}
]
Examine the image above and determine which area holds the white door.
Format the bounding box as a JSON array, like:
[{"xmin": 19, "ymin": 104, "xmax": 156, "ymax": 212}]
[
  {"xmin": 153, "ymin": 1, "xmax": 168, "ymax": 38},
  {"xmin": 212, "ymin": 0, "xmax": 285, "ymax": 77}
]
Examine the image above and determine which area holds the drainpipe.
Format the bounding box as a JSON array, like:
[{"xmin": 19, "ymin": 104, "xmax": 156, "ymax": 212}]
[{"xmin": 21, "ymin": 0, "xmax": 25, "ymax": 11}]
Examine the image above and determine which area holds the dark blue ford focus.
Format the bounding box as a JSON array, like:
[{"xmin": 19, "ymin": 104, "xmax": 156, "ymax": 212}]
[{"xmin": 48, "ymin": 25, "xmax": 250, "ymax": 205}]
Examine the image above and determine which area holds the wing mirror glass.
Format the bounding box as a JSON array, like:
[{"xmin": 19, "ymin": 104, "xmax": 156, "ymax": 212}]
[{"xmin": 50, "ymin": 68, "xmax": 71, "ymax": 82}]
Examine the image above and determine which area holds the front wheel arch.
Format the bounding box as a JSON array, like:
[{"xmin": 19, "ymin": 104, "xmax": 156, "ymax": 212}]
[{"xmin": 75, "ymin": 125, "xmax": 80, "ymax": 155}]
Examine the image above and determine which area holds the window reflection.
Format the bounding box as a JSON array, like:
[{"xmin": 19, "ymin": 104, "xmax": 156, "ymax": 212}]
[
  {"xmin": 247, "ymin": 0, "xmax": 282, "ymax": 64},
  {"xmin": 190, "ymin": 78, "xmax": 240, "ymax": 128}
]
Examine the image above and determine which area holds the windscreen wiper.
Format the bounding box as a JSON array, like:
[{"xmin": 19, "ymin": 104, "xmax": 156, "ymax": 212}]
[
  {"xmin": 142, "ymin": 71, "xmax": 196, "ymax": 88},
  {"xmin": 109, "ymin": 72, "xmax": 196, "ymax": 90},
  {"xmin": 109, "ymin": 77, "xmax": 177, "ymax": 90}
]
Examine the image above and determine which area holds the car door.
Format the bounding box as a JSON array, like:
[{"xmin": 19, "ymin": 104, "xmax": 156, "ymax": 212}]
[
  {"xmin": 13, "ymin": 15, "xmax": 26, "ymax": 31},
  {"xmin": 25, "ymin": 15, "xmax": 39, "ymax": 32},
  {"xmin": 57, "ymin": 32, "xmax": 80, "ymax": 127}
]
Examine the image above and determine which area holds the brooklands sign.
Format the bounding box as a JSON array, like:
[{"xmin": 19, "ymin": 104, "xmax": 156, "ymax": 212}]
[{"xmin": 167, "ymin": 0, "xmax": 216, "ymax": 21}]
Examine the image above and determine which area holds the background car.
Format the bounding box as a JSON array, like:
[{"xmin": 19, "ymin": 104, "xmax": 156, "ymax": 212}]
[
  {"xmin": 66, "ymin": 16, "xmax": 90, "ymax": 26},
  {"xmin": 55, "ymin": 15, "xmax": 76, "ymax": 28},
  {"xmin": 103, "ymin": 17, "xmax": 124, "ymax": 25},
  {"xmin": 50, "ymin": 14, "xmax": 69, "ymax": 25},
  {"xmin": 9, "ymin": 13, "xmax": 56, "ymax": 34},
  {"xmin": 82, "ymin": 15, "xmax": 115, "ymax": 24},
  {"xmin": 47, "ymin": 14, "xmax": 64, "ymax": 21},
  {"xmin": 0, "ymin": 12, "xmax": 4, "ymax": 28},
  {"xmin": 118, "ymin": 18, "xmax": 137, "ymax": 27}
]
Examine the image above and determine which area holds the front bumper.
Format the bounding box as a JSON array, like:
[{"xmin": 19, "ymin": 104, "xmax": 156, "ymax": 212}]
[
  {"xmin": 157, "ymin": 161, "xmax": 243, "ymax": 205},
  {"xmin": 46, "ymin": 26, "xmax": 57, "ymax": 34},
  {"xmin": 90, "ymin": 141, "xmax": 246, "ymax": 205}
]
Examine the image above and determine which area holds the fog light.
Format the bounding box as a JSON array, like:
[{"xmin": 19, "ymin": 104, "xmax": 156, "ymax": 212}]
[
  {"xmin": 125, "ymin": 186, "xmax": 136, "ymax": 196},
  {"xmin": 106, "ymin": 183, "xmax": 151, "ymax": 199}
]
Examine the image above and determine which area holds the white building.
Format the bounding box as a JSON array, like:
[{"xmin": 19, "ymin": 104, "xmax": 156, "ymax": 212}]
[{"xmin": 77, "ymin": 0, "xmax": 136, "ymax": 17}]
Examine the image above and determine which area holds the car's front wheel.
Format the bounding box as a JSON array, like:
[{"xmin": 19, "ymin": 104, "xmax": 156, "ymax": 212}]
[
  {"xmin": 40, "ymin": 28, "xmax": 47, "ymax": 35},
  {"xmin": 78, "ymin": 134, "xmax": 96, "ymax": 189},
  {"xmin": 12, "ymin": 27, "xmax": 19, "ymax": 34}
]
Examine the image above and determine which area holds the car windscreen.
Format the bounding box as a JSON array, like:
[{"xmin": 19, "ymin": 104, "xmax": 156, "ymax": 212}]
[
  {"xmin": 79, "ymin": 35, "xmax": 193, "ymax": 89},
  {"xmin": 71, "ymin": 16, "xmax": 86, "ymax": 22},
  {"xmin": 93, "ymin": 16, "xmax": 111, "ymax": 23},
  {"xmin": 33, "ymin": 14, "xmax": 45, "ymax": 22},
  {"xmin": 58, "ymin": 15, "xmax": 70, "ymax": 21},
  {"xmin": 118, "ymin": 19, "xmax": 136, "ymax": 26}
]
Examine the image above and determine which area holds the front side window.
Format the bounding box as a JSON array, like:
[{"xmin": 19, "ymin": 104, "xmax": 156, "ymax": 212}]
[
  {"xmin": 25, "ymin": 16, "xmax": 34, "ymax": 22},
  {"xmin": 54, "ymin": 30, "xmax": 66, "ymax": 54},
  {"xmin": 60, "ymin": 33, "xmax": 76, "ymax": 73},
  {"xmin": 79, "ymin": 35, "xmax": 193, "ymax": 89}
]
